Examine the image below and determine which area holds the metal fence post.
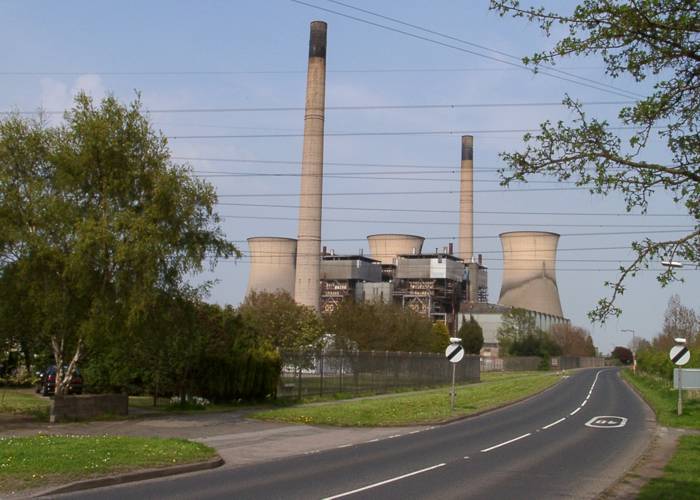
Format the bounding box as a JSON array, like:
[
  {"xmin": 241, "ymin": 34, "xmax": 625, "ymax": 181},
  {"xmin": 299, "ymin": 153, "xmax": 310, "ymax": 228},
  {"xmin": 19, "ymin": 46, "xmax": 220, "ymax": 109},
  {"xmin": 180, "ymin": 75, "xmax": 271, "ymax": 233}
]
[
  {"xmin": 297, "ymin": 352, "xmax": 302, "ymax": 401},
  {"xmin": 319, "ymin": 351, "xmax": 324, "ymax": 397},
  {"xmin": 339, "ymin": 349, "xmax": 344, "ymax": 393}
]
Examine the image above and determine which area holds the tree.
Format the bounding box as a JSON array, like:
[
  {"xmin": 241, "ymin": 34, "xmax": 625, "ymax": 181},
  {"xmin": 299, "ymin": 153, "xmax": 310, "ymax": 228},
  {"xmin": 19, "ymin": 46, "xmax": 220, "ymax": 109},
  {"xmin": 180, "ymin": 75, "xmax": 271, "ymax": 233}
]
[
  {"xmin": 490, "ymin": 1, "xmax": 700, "ymax": 320},
  {"xmin": 0, "ymin": 94, "xmax": 237, "ymax": 394},
  {"xmin": 324, "ymin": 301, "xmax": 439, "ymax": 352},
  {"xmin": 497, "ymin": 307, "xmax": 537, "ymax": 353},
  {"xmin": 460, "ymin": 315, "xmax": 484, "ymax": 354},
  {"xmin": 652, "ymin": 294, "xmax": 699, "ymax": 351},
  {"xmin": 611, "ymin": 346, "xmax": 634, "ymax": 365},
  {"xmin": 551, "ymin": 324, "xmax": 597, "ymax": 356},
  {"xmin": 430, "ymin": 321, "xmax": 451, "ymax": 353},
  {"xmin": 239, "ymin": 291, "xmax": 324, "ymax": 351}
]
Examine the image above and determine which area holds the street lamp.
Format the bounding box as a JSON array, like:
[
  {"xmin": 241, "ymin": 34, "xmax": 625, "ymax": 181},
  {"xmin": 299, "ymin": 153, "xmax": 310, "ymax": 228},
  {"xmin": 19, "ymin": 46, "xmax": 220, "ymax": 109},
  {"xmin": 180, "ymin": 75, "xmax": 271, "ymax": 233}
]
[{"xmin": 621, "ymin": 329, "xmax": 637, "ymax": 374}]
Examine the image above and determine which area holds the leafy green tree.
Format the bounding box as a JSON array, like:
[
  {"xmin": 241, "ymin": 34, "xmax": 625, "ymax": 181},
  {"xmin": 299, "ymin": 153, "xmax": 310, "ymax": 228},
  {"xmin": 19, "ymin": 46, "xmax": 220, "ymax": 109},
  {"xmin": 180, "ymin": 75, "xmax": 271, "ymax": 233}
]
[
  {"xmin": 490, "ymin": 0, "xmax": 700, "ymax": 320},
  {"xmin": 497, "ymin": 307, "xmax": 537, "ymax": 353},
  {"xmin": 239, "ymin": 291, "xmax": 324, "ymax": 351},
  {"xmin": 430, "ymin": 321, "xmax": 451, "ymax": 353},
  {"xmin": 324, "ymin": 301, "xmax": 438, "ymax": 352},
  {"xmin": 459, "ymin": 315, "xmax": 484, "ymax": 355},
  {"xmin": 0, "ymin": 94, "xmax": 237, "ymax": 394}
]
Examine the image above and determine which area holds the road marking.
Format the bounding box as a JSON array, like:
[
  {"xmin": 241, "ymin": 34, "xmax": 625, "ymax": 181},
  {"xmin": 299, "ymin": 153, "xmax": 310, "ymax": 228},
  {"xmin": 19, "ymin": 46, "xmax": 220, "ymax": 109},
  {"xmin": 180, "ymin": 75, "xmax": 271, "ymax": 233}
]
[
  {"xmin": 409, "ymin": 430, "xmax": 420, "ymax": 435},
  {"xmin": 542, "ymin": 417, "xmax": 566, "ymax": 430},
  {"xmin": 367, "ymin": 438, "xmax": 379, "ymax": 443},
  {"xmin": 464, "ymin": 456, "xmax": 470, "ymax": 460},
  {"xmin": 322, "ymin": 463, "xmax": 446, "ymax": 499},
  {"xmin": 585, "ymin": 416, "xmax": 628, "ymax": 428},
  {"xmin": 570, "ymin": 407, "xmax": 581, "ymax": 416},
  {"xmin": 480, "ymin": 433, "xmax": 532, "ymax": 453},
  {"xmin": 581, "ymin": 400, "xmax": 587, "ymax": 407},
  {"xmin": 387, "ymin": 434, "xmax": 401, "ymax": 439},
  {"xmin": 337, "ymin": 444, "xmax": 352, "ymax": 449}
]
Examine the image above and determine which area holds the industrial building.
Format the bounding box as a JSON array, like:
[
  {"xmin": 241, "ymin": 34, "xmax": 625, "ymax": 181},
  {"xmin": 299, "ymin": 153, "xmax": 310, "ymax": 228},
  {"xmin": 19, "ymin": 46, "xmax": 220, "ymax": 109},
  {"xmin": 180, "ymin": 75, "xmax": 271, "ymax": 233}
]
[{"xmin": 244, "ymin": 20, "xmax": 570, "ymax": 348}]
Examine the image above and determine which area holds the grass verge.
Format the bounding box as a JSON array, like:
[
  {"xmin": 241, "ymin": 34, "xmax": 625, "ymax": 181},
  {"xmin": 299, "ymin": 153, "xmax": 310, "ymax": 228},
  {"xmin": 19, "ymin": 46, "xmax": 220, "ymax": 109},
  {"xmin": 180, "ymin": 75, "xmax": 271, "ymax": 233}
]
[
  {"xmin": 0, "ymin": 435, "xmax": 216, "ymax": 494},
  {"xmin": 637, "ymin": 435, "xmax": 700, "ymax": 500},
  {"xmin": 0, "ymin": 388, "xmax": 50, "ymax": 419},
  {"xmin": 251, "ymin": 371, "xmax": 561, "ymax": 426},
  {"xmin": 621, "ymin": 369, "xmax": 700, "ymax": 429}
]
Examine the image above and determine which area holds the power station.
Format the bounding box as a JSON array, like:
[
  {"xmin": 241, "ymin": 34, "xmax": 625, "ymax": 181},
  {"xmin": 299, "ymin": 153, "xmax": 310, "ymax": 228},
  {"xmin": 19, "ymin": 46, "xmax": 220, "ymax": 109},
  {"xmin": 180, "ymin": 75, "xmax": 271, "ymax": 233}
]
[{"xmin": 245, "ymin": 21, "xmax": 570, "ymax": 352}]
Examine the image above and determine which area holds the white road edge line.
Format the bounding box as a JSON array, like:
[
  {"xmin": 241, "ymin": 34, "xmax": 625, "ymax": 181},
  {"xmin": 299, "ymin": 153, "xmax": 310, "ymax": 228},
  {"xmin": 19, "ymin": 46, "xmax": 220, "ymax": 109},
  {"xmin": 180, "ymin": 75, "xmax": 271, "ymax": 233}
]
[
  {"xmin": 367, "ymin": 438, "xmax": 379, "ymax": 443},
  {"xmin": 409, "ymin": 430, "xmax": 420, "ymax": 435},
  {"xmin": 570, "ymin": 407, "xmax": 581, "ymax": 416},
  {"xmin": 480, "ymin": 433, "xmax": 532, "ymax": 453},
  {"xmin": 337, "ymin": 444, "xmax": 352, "ymax": 449},
  {"xmin": 542, "ymin": 417, "xmax": 566, "ymax": 430},
  {"xmin": 322, "ymin": 463, "xmax": 446, "ymax": 500}
]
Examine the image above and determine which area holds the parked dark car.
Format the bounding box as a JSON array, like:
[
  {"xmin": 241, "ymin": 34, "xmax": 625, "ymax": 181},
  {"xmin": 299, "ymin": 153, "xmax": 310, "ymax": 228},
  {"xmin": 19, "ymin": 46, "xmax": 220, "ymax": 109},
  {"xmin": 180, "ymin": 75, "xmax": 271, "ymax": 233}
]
[{"xmin": 35, "ymin": 365, "xmax": 83, "ymax": 396}]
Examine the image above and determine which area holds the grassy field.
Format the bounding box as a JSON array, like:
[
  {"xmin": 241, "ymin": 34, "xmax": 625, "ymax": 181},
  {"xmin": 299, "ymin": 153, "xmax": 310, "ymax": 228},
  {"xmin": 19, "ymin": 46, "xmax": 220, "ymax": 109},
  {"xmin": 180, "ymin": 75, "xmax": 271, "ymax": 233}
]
[
  {"xmin": 0, "ymin": 388, "xmax": 50, "ymax": 418},
  {"xmin": 637, "ymin": 435, "xmax": 700, "ymax": 500},
  {"xmin": 621, "ymin": 370, "xmax": 700, "ymax": 429},
  {"xmin": 0, "ymin": 435, "xmax": 216, "ymax": 494},
  {"xmin": 251, "ymin": 371, "xmax": 561, "ymax": 426}
]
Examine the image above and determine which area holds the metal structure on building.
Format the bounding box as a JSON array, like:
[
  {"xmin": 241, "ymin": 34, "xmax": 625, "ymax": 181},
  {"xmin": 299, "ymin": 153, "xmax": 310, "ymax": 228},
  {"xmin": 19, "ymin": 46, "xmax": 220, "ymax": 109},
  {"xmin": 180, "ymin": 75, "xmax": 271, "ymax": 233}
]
[
  {"xmin": 392, "ymin": 253, "xmax": 464, "ymax": 326},
  {"xmin": 319, "ymin": 255, "xmax": 382, "ymax": 314}
]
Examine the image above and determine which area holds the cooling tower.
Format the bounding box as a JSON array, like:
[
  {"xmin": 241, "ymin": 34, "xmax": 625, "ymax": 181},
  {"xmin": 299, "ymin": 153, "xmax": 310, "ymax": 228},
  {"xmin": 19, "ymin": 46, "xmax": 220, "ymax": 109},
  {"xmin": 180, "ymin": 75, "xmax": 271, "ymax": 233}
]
[
  {"xmin": 367, "ymin": 234, "xmax": 425, "ymax": 265},
  {"xmin": 498, "ymin": 231, "xmax": 564, "ymax": 317},
  {"xmin": 246, "ymin": 237, "xmax": 297, "ymax": 296},
  {"xmin": 457, "ymin": 135, "xmax": 474, "ymax": 262},
  {"xmin": 294, "ymin": 21, "xmax": 327, "ymax": 311}
]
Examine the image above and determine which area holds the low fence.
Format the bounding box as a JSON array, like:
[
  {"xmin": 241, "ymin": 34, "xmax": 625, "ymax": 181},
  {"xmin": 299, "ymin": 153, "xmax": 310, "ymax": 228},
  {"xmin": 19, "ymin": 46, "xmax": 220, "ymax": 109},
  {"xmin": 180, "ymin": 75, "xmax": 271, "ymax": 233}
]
[
  {"xmin": 481, "ymin": 356, "xmax": 606, "ymax": 372},
  {"xmin": 278, "ymin": 350, "xmax": 480, "ymax": 400}
]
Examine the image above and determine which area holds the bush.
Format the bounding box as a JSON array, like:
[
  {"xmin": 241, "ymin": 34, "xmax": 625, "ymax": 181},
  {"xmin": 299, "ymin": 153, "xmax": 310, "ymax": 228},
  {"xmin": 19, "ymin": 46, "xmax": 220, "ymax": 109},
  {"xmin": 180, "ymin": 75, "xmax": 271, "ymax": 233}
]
[{"xmin": 192, "ymin": 350, "xmax": 281, "ymax": 402}]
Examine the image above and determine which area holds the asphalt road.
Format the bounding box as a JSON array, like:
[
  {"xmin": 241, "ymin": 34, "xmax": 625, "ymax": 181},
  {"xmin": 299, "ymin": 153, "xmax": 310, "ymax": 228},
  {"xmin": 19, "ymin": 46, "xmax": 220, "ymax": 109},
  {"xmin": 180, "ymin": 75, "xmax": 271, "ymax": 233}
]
[{"xmin": 51, "ymin": 368, "xmax": 653, "ymax": 500}]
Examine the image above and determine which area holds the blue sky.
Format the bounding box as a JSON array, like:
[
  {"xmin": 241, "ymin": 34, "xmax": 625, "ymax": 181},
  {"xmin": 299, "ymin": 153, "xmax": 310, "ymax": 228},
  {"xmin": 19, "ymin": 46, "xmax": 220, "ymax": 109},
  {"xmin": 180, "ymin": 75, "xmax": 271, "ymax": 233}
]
[{"xmin": 2, "ymin": 0, "xmax": 697, "ymax": 353}]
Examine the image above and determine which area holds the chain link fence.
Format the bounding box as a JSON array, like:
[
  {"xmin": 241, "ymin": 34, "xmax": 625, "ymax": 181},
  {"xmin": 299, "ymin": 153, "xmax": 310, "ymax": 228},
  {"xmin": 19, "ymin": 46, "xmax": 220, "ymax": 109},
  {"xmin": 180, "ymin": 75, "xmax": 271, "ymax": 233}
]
[{"xmin": 278, "ymin": 350, "xmax": 480, "ymax": 400}]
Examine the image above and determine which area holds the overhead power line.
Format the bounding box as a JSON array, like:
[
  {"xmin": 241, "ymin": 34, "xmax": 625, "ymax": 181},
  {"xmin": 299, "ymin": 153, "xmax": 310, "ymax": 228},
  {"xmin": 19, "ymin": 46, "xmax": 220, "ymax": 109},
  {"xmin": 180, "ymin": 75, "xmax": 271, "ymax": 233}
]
[
  {"xmin": 323, "ymin": 0, "xmax": 643, "ymax": 99},
  {"xmin": 218, "ymin": 213, "xmax": 692, "ymax": 228},
  {"xmin": 229, "ymin": 229, "xmax": 689, "ymax": 242},
  {"xmin": 216, "ymin": 187, "xmax": 590, "ymax": 197},
  {"xmin": 290, "ymin": 0, "xmax": 640, "ymax": 99},
  {"xmin": 167, "ymin": 125, "xmax": 655, "ymax": 140},
  {"xmin": 5, "ymin": 99, "xmax": 632, "ymax": 116},
  {"xmin": 0, "ymin": 66, "xmax": 607, "ymax": 76},
  {"xmin": 216, "ymin": 202, "xmax": 693, "ymax": 218}
]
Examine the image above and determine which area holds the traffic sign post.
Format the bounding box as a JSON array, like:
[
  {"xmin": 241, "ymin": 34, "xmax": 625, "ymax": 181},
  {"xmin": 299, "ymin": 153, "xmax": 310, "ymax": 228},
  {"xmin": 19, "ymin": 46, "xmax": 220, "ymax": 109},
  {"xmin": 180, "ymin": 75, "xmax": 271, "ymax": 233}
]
[
  {"xmin": 445, "ymin": 341, "xmax": 464, "ymax": 412},
  {"xmin": 670, "ymin": 342, "xmax": 690, "ymax": 416}
]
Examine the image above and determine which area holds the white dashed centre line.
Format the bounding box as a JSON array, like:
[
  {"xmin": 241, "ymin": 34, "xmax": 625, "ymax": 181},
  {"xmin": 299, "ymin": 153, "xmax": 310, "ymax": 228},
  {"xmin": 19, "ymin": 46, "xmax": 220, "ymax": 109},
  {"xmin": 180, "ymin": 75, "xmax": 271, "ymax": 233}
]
[
  {"xmin": 480, "ymin": 433, "xmax": 532, "ymax": 453},
  {"xmin": 542, "ymin": 417, "xmax": 566, "ymax": 430},
  {"xmin": 322, "ymin": 463, "xmax": 446, "ymax": 500}
]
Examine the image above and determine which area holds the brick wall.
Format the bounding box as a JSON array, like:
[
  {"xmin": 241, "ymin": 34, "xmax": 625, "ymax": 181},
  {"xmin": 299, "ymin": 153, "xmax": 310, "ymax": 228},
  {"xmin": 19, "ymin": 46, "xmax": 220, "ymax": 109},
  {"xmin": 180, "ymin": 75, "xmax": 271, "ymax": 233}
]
[{"xmin": 51, "ymin": 394, "xmax": 128, "ymax": 423}]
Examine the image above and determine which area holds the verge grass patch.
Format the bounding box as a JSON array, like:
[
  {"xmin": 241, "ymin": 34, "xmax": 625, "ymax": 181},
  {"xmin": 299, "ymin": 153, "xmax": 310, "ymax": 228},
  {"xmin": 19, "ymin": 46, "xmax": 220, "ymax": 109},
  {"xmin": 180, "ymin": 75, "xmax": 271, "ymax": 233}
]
[
  {"xmin": 621, "ymin": 369, "xmax": 700, "ymax": 429},
  {"xmin": 0, "ymin": 435, "xmax": 216, "ymax": 493},
  {"xmin": 0, "ymin": 389, "xmax": 50, "ymax": 419},
  {"xmin": 638, "ymin": 435, "xmax": 700, "ymax": 500},
  {"xmin": 251, "ymin": 371, "xmax": 561, "ymax": 426}
]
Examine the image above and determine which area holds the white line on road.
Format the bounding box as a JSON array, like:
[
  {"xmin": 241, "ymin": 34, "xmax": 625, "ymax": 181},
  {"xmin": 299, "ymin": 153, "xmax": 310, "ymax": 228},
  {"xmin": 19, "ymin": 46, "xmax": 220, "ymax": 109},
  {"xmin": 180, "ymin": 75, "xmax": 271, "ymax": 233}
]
[
  {"xmin": 322, "ymin": 463, "xmax": 446, "ymax": 499},
  {"xmin": 480, "ymin": 433, "xmax": 532, "ymax": 453},
  {"xmin": 542, "ymin": 417, "xmax": 566, "ymax": 430},
  {"xmin": 570, "ymin": 407, "xmax": 581, "ymax": 416},
  {"xmin": 367, "ymin": 438, "xmax": 379, "ymax": 443},
  {"xmin": 387, "ymin": 434, "xmax": 401, "ymax": 439},
  {"xmin": 409, "ymin": 430, "xmax": 421, "ymax": 435},
  {"xmin": 337, "ymin": 444, "xmax": 352, "ymax": 449}
]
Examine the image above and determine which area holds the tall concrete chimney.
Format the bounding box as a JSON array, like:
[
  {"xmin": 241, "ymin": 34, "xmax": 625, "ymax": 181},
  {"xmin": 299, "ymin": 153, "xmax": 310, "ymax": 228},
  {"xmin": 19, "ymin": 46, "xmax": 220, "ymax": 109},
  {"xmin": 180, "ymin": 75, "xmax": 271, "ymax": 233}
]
[
  {"xmin": 498, "ymin": 231, "xmax": 564, "ymax": 317},
  {"xmin": 294, "ymin": 21, "xmax": 327, "ymax": 311},
  {"xmin": 457, "ymin": 135, "xmax": 474, "ymax": 262}
]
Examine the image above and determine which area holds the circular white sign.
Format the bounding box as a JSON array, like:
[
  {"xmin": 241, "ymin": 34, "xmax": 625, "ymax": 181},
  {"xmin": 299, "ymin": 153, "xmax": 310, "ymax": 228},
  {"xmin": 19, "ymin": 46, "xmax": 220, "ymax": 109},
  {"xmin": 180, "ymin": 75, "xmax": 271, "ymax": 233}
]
[
  {"xmin": 670, "ymin": 345, "xmax": 691, "ymax": 366},
  {"xmin": 445, "ymin": 343, "xmax": 464, "ymax": 363}
]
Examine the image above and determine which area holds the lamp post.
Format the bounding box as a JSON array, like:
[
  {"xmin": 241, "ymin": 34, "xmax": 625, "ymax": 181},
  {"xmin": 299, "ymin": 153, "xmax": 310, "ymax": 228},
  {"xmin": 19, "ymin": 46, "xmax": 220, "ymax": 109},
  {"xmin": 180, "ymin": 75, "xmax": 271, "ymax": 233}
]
[{"xmin": 621, "ymin": 329, "xmax": 636, "ymax": 374}]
